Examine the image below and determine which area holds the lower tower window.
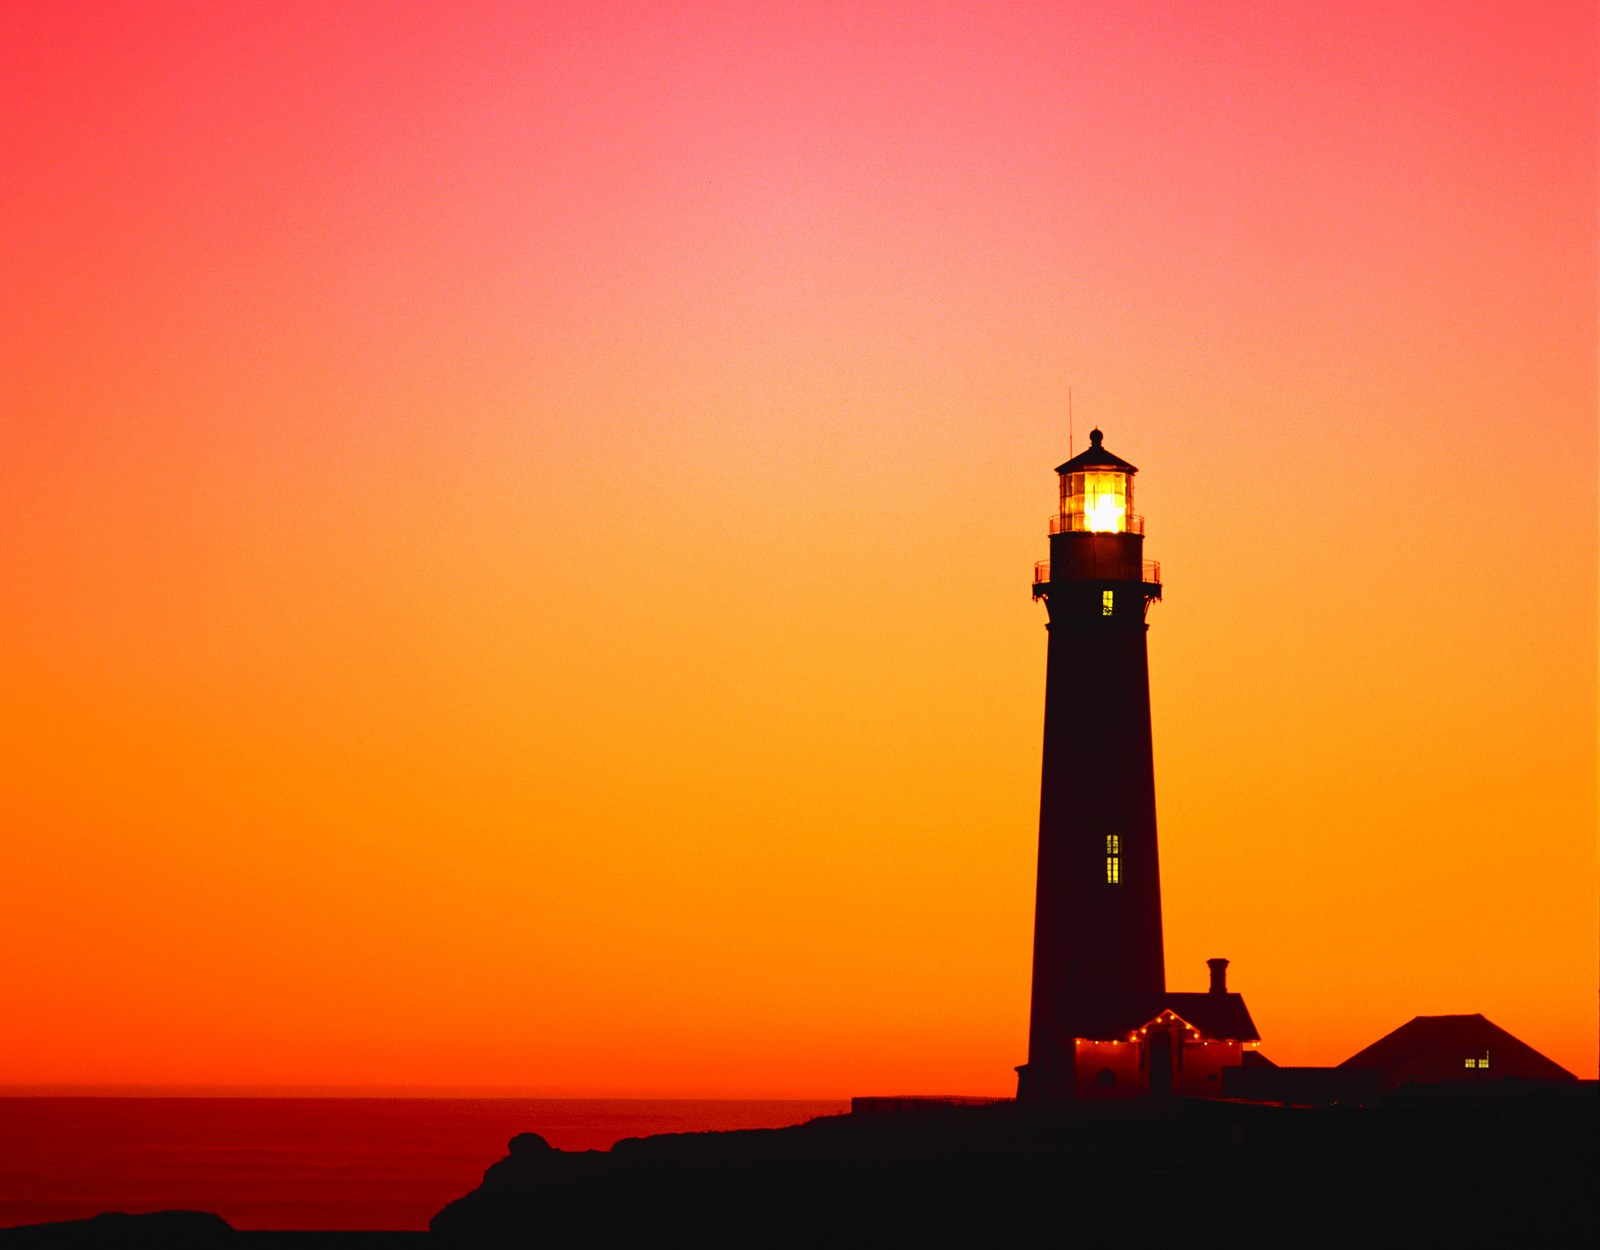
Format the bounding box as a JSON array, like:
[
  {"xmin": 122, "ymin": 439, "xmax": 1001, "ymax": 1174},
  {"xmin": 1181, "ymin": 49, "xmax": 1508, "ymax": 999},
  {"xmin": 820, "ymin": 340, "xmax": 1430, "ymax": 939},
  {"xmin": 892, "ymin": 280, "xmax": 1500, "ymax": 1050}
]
[
  {"xmin": 1106, "ymin": 834, "xmax": 1121, "ymax": 884},
  {"xmin": 1102, "ymin": 590, "xmax": 1114, "ymax": 616}
]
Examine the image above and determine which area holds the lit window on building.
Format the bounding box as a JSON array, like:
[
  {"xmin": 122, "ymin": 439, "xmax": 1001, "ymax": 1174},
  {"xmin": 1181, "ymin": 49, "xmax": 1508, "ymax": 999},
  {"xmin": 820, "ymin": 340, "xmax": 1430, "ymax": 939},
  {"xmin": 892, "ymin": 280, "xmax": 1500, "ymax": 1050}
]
[
  {"xmin": 1102, "ymin": 590, "xmax": 1114, "ymax": 616},
  {"xmin": 1464, "ymin": 1050, "xmax": 1491, "ymax": 1070},
  {"xmin": 1106, "ymin": 836, "xmax": 1121, "ymax": 884}
]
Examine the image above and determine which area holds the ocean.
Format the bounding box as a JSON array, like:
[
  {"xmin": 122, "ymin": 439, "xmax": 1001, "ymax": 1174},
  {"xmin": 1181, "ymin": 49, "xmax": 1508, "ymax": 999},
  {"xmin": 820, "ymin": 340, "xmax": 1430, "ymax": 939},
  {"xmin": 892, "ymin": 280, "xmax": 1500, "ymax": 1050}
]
[{"xmin": 0, "ymin": 1097, "xmax": 848, "ymax": 1231}]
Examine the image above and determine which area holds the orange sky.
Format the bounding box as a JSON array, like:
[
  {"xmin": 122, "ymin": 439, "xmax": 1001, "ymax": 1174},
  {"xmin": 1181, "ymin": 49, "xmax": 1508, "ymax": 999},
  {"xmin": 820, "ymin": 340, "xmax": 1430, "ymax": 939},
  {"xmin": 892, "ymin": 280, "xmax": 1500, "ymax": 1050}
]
[{"xmin": 3, "ymin": 1, "xmax": 1595, "ymax": 1094}]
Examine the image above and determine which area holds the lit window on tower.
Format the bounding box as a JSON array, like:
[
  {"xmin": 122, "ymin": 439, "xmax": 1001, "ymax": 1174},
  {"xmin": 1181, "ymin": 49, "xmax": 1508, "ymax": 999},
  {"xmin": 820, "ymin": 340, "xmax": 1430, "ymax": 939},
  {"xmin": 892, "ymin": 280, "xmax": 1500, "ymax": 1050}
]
[
  {"xmin": 1464, "ymin": 1050, "xmax": 1491, "ymax": 1070},
  {"xmin": 1106, "ymin": 835, "xmax": 1121, "ymax": 884},
  {"xmin": 1102, "ymin": 590, "xmax": 1114, "ymax": 616}
]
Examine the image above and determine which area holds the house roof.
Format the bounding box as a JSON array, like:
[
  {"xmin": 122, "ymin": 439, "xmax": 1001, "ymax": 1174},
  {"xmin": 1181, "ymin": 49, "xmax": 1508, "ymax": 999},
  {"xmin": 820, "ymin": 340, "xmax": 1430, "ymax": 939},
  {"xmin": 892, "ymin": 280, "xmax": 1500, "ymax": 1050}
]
[
  {"xmin": 1338, "ymin": 1014, "xmax": 1576, "ymax": 1081},
  {"xmin": 1072, "ymin": 990, "xmax": 1260, "ymax": 1043},
  {"xmin": 1160, "ymin": 993, "xmax": 1260, "ymax": 1042},
  {"xmin": 1055, "ymin": 428, "xmax": 1139, "ymax": 476}
]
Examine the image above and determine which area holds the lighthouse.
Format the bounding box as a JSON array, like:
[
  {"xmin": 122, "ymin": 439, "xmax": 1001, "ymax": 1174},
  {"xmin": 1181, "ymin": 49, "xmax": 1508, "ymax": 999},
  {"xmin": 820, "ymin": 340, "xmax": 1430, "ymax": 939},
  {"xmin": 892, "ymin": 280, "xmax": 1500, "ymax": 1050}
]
[{"xmin": 1016, "ymin": 430, "xmax": 1257, "ymax": 1102}]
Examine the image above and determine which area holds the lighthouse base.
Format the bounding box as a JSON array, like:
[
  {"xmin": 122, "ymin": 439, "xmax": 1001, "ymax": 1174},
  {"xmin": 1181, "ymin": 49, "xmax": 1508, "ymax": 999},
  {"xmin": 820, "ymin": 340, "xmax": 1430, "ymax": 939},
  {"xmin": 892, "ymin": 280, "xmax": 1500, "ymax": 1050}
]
[{"xmin": 1013, "ymin": 1060, "xmax": 1066, "ymax": 1104}]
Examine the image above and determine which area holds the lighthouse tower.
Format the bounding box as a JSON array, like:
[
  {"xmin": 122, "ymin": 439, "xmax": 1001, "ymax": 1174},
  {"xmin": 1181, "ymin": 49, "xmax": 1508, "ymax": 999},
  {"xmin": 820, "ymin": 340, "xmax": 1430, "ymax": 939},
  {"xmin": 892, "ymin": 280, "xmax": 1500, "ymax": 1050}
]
[{"xmin": 1016, "ymin": 429, "xmax": 1167, "ymax": 1102}]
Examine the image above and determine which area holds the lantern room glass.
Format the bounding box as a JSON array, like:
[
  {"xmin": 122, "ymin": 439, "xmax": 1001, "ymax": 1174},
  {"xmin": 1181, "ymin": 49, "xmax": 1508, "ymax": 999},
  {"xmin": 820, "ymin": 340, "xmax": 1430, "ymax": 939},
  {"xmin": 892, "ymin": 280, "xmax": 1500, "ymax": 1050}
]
[{"xmin": 1059, "ymin": 470, "xmax": 1133, "ymax": 534}]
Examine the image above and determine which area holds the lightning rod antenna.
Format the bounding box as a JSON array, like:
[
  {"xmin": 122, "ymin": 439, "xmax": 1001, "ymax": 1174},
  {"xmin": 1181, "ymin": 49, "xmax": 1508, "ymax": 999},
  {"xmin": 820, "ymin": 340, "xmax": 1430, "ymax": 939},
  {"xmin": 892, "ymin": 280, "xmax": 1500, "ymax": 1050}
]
[{"xmin": 1068, "ymin": 386, "xmax": 1074, "ymax": 456}]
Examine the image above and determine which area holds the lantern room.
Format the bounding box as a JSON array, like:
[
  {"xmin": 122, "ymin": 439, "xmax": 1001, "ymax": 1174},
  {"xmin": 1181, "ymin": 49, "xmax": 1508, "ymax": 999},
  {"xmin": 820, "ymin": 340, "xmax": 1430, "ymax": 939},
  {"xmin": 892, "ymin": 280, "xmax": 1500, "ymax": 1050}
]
[{"xmin": 1053, "ymin": 428, "xmax": 1142, "ymax": 535}]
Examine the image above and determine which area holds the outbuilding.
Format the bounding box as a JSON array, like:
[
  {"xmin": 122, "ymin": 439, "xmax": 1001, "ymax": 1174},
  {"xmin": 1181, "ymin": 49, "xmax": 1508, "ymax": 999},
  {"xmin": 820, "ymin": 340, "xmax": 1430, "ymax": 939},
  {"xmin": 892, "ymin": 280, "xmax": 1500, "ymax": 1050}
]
[{"xmin": 1338, "ymin": 1014, "xmax": 1576, "ymax": 1089}]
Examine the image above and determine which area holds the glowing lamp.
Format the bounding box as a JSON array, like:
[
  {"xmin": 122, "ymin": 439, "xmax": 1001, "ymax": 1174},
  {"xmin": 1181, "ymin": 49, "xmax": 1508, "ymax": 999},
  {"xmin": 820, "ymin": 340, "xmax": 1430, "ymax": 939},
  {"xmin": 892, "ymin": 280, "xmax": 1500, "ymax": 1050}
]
[
  {"xmin": 1077, "ymin": 470, "xmax": 1129, "ymax": 532},
  {"xmin": 1054, "ymin": 428, "xmax": 1139, "ymax": 535}
]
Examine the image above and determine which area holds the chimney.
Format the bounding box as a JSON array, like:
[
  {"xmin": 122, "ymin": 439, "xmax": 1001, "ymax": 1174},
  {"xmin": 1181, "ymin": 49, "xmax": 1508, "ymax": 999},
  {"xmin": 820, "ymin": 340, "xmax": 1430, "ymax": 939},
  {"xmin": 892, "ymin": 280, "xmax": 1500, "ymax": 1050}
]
[{"xmin": 1207, "ymin": 958, "xmax": 1229, "ymax": 995}]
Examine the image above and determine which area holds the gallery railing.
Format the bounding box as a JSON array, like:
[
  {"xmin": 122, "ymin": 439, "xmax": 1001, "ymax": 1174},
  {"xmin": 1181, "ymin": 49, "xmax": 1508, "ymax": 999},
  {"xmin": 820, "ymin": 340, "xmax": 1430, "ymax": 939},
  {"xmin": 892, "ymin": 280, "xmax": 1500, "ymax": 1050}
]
[{"xmin": 1033, "ymin": 559, "xmax": 1161, "ymax": 586}]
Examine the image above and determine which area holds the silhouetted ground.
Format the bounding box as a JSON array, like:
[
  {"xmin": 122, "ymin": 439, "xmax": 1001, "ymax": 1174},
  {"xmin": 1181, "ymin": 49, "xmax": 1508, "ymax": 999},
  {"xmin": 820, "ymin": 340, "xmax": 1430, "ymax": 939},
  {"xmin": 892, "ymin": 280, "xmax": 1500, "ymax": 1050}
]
[
  {"xmin": 432, "ymin": 1086, "xmax": 1596, "ymax": 1244},
  {"xmin": 5, "ymin": 1087, "xmax": 1592, "ymax": 1245}
]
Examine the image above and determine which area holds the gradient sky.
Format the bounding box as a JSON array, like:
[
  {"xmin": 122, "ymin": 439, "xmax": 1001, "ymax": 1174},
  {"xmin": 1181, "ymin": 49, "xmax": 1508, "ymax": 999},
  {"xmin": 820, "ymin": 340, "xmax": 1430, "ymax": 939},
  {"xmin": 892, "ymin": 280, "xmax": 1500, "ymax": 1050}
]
[{"xmin": 3, "ymin": 1, "xmax": 1595, "ymax": 1094}]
